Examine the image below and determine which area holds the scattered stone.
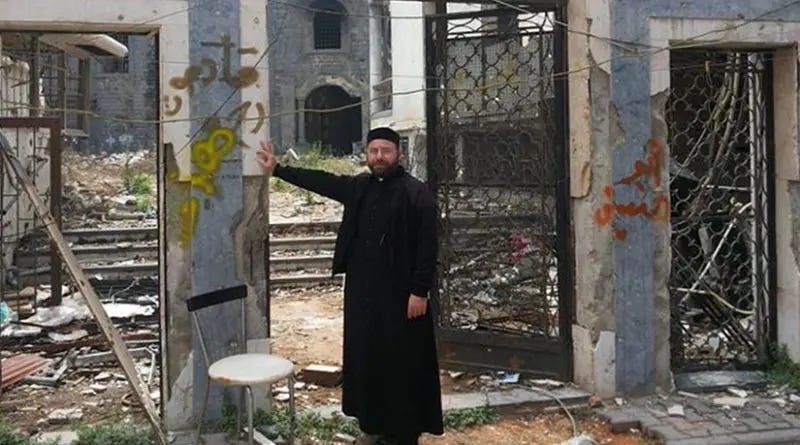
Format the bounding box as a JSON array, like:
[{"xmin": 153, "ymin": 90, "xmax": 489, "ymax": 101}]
[
  {"xmin": 83, "ymin": 401, "xmax": 100, "ymax": 408},
  {"xmin": 677, "ymin": 390, "xmax": 701, "ymax": 399},
  {"xmin": 790, "ymin": 394, "xmax": 800, "ymax": 403},
  {"xmin": 80, "ymin": 389, "xmax": 96, "ymax": 396},
  {"xmin": 273, "ymin": 385, "xmax": 289, "ymax": 394},
  {"xmin": 667, "ymin": 404, "xmax": 685, "ymax": 417},
  {"xmin": 614, "ymin": 397, "xmax": 625, "ymax": 406},
  {"xmin": 89, "ymin": 384, "xmax": 107, "ymax": 393},
  {"xmin": 561, "ymin": 435, "xmax": 595, "ymax": 445},
  {"xmin": 48, "ymin": 408, "xmax": 83, "ymax": 425},
  {"xmin": 589, "ymin": 395, "xmax": 603, "ymax": 408},
  {"xmin": 772, "ymin": 398, "xmax": 787, "ymax": 408},
  {"xmin": 727, "ymin": 387, "xmax": 748, "ymax": 398},
  {"xmin": 274, "ymin": 393, "xmax": 290, "ymax": 402},
  {"xmin": 448, "ymin": 371, "xmax": 464, "ymax": 379},
  {"xmin": 713, "ymin": 396, "xmax": 747, "ymax": 408},
  {"xmin": 94, "ymin": 372, "xmax": 112, "ymax": 381},
  {"xmin": 307, "ymin": 384, "xmax": 319, "ymax": 390},
  {"xmin": 294, "ymin": 381, "xmax": 306, "ymax": 390},
  {"xmin": 334, "ymin": 433, "xmax": 356, "ymax": 443}
]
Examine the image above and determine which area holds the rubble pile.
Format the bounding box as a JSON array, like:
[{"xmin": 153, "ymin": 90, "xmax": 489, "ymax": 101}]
[{"xmin": 0, "ymin": 284, "xmax": 159, "ymax": 433}]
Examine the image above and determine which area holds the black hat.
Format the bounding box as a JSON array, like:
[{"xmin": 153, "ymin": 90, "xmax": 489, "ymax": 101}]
[{"xmin": 366, "ymin": 127, "xmax": 400, "ymax": 147}]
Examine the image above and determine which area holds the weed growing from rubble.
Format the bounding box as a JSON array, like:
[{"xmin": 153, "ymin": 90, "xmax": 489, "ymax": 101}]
[
  {"xmin": 74, "ymin": 420, "xmax": 153, "ymax": 445},
  {"xmin": 219, "ymin": 396, "xmax": 360, "ymax": 444},
  {"xmin": 767, "ymin": 344, "xmax": 800, "ymax": 390},
  {"xmin": 0, "ymin": 418, "xmax": 56, "ymax": 445},
  {"xmin": 442, "ymin": 406, "xmax": 499, "ymax": 430},
  {"xmin": 124, "ymin": 172, "xmax": 154, "ymax": 197}
]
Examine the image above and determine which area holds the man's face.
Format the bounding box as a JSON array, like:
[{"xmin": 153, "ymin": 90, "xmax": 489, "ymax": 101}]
[{"xmin": 366, "ymin": 139, "xmax": 400, "ymax": 176}]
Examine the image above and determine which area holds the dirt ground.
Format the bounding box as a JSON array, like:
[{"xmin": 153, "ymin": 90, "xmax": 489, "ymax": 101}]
[
  {"xmin": 0, "ymin": 150, "xmax": 655, "ymax": 443},
  {"xmin": 270, "ymin": 288, "xmax": 655, "ymax": 445}
]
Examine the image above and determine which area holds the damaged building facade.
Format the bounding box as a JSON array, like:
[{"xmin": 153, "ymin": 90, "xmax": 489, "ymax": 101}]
[
  {"xmin": 373, "ymin": 0, "xmax": 800, "ymax": 399},
  {"xmin": 4, "ymin": 0, "xmax": 800, "ymax": 439},
  {"xmin": 268, "ymin": 0, "xmax": 370, "ymax": 155},
  {"xmin": 0, "ymin": 0, "xmax": 271, "ymax": 433}
]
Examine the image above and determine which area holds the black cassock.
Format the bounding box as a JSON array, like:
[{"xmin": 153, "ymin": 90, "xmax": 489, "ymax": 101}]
[{"xmin": 273, "ymin": 164, "xmax": 443, "ymax": 438}]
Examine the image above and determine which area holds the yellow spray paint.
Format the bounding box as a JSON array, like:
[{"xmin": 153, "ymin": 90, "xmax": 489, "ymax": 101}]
[{"xmin": 177, "ymin": 127, "xmax": 238, "ymax": 246}]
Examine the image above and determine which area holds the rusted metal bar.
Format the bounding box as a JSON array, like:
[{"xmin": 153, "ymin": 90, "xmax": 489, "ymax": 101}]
[{"xmin": 0, "ymin": 133, "xmax": 167, "ymax": 445}]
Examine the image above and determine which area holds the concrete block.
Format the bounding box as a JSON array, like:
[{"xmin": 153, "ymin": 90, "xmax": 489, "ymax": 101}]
[
  {"xmin": 301, "ymin": 364, "xmax": 342, "ymax": 387},
  {"xmin": 36, "ymin": 431, "xmax": 78, "ymax": 445},
  {"xmin": 674, "ymin": 371, "xmax": 766, "ymax": 393}
]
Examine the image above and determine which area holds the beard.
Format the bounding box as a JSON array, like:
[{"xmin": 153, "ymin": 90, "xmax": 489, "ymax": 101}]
[{"xmin": 368, "ymin": 159, "xmax": 400, "ymax": 177}]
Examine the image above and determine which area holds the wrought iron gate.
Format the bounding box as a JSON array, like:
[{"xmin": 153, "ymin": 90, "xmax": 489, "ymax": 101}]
[
  {"xmin": 667, "ymin": 50, "xmax": 775, "ymax": 371},
  {"xmin": 425, "ymin": 6, "xmax": 571, "ymax": 378}
]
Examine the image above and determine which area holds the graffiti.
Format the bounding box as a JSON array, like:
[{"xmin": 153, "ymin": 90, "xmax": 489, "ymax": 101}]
[
  {"xmin": 593, "ymin": 139, "xmax": 671, "ymax": 241},
  {"xmin": 164, "ymin": 95, "xmax": 183, "ymax": 117},
  {"xmin": 170, "ymin": 34, "xmax": 259, "ymax": 93},
  {"xmin": 179, "ymin": 198, "xmax": 200, "ymax": 246},
  {"xmin": 174, "ymin": 128, "xmax": 238, "ymax": 246}
]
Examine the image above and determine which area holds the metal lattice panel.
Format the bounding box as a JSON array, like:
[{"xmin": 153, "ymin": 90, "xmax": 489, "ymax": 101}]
[
  {"xmin": 667, "ymin": 50, "xmax": 774, "ymax": 370},
  {"xmin": 427, "ymin": 7, "xmax": 569, "ymax": 355}
]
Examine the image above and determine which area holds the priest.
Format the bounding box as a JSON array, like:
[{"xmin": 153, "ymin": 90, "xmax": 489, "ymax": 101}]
[{"xmin": 257, "ymin": 128, "xmax": 443, "ymax": 445}]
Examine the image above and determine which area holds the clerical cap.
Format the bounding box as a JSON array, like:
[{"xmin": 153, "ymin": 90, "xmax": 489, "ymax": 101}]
[{"xmin": 366, "ymin": 127, "xmax": 400, "ymax": 147}]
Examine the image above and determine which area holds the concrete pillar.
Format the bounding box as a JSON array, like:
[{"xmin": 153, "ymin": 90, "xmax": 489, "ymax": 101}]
[
  {"xmin": 368, "ymin": 1, "xmax": 382, "ymax": 117},
  {"xmin": 164, "ymin": 0, "xmax": 269, "ymax": 429}
]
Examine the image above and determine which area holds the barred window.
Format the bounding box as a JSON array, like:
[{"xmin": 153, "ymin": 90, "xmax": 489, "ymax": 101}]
[{"xmin": 312, "ymin": 0, "xmax": 343, "ymax": 50}]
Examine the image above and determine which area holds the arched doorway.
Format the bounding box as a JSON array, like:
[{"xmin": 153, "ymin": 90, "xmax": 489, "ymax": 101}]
[{"xmin": 304, "ymin": 85, "xmax": 361, "ymax": 155}]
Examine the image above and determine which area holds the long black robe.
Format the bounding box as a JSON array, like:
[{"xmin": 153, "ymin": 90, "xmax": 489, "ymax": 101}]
[{"xmin": 273, "ymin": 164, "xmax": 443, "ymax": 437}]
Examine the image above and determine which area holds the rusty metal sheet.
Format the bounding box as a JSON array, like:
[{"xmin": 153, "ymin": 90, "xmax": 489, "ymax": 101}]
[{"xmin": 1, "ymin": 354, "xmax": 48, "ymax": 389}]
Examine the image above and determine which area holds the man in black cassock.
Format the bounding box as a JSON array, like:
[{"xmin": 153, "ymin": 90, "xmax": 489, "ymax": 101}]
[{"xmin": 257, "ymin": 127, "xmax": 443, "ymax": 445}]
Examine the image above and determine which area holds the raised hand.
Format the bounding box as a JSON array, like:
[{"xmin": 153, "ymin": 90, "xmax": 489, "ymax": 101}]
[{"xmin": 257, "ymin": 141, "xmax": 277, "ymax": 175}]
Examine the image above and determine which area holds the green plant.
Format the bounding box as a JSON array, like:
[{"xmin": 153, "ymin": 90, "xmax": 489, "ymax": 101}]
[
  {"xmin": 135, "ymin": 194, "xmax": 153, "ymax": 212},
  {"xmin": 0, "ymin": 418, "xmax": 57, "ymax": 445},
  {"xmin": 218, "ymin": 397, "xmax": 360, "ymax": 444},
  {"xmin": 443, "ymin": 406, "xmax": 499, "ymax": 431},
  {"xmin": 124, "ymin": 172, "xmax": 154, "ymax": 196},
  {"xmin": 767, "ymin": 344, "xmax": 800, "ymax": 390},
  {"xmin": 75, "ymin": 420, "xmax": 154, "ymax": 445}
]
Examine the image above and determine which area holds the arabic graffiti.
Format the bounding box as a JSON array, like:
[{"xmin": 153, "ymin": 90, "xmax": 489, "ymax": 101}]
[{"xmin": 593, "ymin": 139, "xmax": 670, "ymax": 241}]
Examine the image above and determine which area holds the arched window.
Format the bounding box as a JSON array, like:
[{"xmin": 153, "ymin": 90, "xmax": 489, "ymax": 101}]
[{"xmin": 311, "ymin": 0, "xmax": 344, "ymax": 50}]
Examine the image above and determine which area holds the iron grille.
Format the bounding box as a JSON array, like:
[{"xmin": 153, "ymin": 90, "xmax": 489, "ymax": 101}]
[
  {"xmin": 426, "ymin": 7, "xmax": 570, "ymax": 377},
  {"xmin": 667, "ymin": 50, "xmax": 774, "ymax": 370}
]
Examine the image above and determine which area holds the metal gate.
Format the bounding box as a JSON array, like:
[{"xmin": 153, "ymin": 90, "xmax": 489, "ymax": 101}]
[
  {"xmin": 425, "ymin": 6, "xmax": 571, "ymax": 378},
  {"xmin": 667, "ymin": 50, "xmax": 775, "ymax": 371},
  {"xmin": 0, "ymin": 118, "xmax": 64, "ymax": 317}
]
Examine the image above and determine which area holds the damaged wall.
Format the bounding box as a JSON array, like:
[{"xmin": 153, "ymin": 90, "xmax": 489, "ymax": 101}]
[
  {"xmin": 268, "ymin": 0, "xmax": 370, "ymax": 152},
  {"xmin": 0, "ymin": 0, "xmax": 270, "ymax": 432},
  {"xmin": 0, "ymin": 39, "xmax": 52, "ymax": 278},
  {"xmin": 569, "ymin": 0, "xmax": 800, "ymax": 397},
  {"xmin": 81, "ymin": 35, "xmax": 159, "ymax": 154}
]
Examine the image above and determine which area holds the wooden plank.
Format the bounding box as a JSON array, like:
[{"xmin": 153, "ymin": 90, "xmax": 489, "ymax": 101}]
[{"xmin": 0, "ymin": 138, "xmax": 167, "ymax": 445}]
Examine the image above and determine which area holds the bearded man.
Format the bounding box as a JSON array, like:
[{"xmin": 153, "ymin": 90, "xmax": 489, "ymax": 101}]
[{"xmin": 257, "ymin": 127, "xmax": 443, "ymax": 445}]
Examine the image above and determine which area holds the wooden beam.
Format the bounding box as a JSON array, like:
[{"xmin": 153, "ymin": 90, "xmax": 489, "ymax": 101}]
[{"xmin": 0, "ymin": 134, "xmax": 168, "ymax": 445}]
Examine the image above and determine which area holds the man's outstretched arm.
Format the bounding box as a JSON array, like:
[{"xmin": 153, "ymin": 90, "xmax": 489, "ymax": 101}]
[{"xmin": 258, "ymin": 141, "xmax": 354, "ymax": 204}]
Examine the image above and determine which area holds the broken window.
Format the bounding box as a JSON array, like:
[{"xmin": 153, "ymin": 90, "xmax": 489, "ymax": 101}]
[{"xmin": 312, "ymin": 0, "xmax": 343, "ymax": 50}]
